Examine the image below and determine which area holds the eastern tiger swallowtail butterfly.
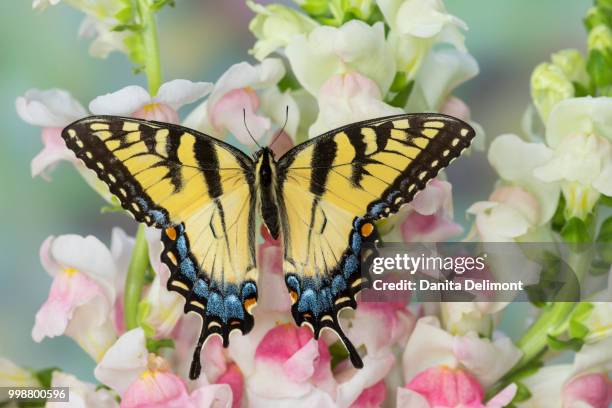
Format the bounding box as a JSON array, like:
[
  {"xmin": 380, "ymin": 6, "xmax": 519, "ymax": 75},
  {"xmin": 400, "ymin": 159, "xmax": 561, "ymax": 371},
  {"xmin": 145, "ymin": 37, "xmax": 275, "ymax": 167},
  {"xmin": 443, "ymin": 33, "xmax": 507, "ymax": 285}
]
[{"xmin": 61, "ymin": 113, "xmax": 475, "ymax": 379}]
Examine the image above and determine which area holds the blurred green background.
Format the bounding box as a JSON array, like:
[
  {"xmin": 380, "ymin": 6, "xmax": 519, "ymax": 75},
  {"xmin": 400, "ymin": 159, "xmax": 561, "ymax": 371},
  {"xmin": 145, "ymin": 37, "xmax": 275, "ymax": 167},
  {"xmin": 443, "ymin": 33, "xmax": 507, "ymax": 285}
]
[{"xmin": 0, "ymin": 1, "xmax": 589, "ymax": 380}]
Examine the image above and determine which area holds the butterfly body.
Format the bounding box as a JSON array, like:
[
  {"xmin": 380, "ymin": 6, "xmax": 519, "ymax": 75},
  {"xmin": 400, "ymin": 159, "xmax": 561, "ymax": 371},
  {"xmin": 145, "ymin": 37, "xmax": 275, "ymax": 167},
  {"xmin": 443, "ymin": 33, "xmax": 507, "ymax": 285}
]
[
  {"xmin": 254, "ymin": 147, "xmax": 282, "ymax": 239},
  {"xmin": 61, "ymin": 113, "xmax": 475, "ymax": 379}
]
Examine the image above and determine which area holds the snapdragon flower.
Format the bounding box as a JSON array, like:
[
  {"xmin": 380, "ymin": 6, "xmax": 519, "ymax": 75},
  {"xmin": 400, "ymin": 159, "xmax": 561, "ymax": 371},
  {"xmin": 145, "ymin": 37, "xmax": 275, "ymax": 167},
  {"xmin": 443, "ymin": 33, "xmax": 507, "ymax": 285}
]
[{"xmin": 534, "ymin": 97, "xmax": 612, "ymax": 220}]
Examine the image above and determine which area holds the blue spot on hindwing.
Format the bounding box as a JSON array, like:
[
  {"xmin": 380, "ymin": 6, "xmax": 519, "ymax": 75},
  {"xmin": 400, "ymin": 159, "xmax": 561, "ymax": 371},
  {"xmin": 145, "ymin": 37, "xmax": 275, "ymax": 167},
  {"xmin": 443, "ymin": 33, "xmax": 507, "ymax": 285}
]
[
  {"xmin": 332, "ymin": 275, "xmax": 347, "ymax": 295},
  {"xmin": 351, "ymin": 232, "xmax": 362, "ymax": 253},
  {"xmin": 179, "ymin": 258, "xmax": 196, "ymax": 282},
  {"xmin": 297, "ymin": 289, "xmax": 320, "ymax": 317},
  {"xmin": 224, "ymin": 295, "xmax": 244, "ymax": 320},
  {"xmin": 149, "ymin": 210, "xmax": 167, "ymax": 226},
  {"xmin": 207, "ymin": 292, "xmax": 224, "ymax": 321},
  {"xmin": 176, "ymin": 235, "xmax": 188, "ymax": 258},
  {"xmin": 370, "ymin": 202, "xmax": 386, "ymax": 216},
  {"xmin": 193, "ymin": 279, "xmax": 209, "ymax": 297},
  {"xmin": 241, "ymin": 281, "xmax": 257, "ymax": 299}
]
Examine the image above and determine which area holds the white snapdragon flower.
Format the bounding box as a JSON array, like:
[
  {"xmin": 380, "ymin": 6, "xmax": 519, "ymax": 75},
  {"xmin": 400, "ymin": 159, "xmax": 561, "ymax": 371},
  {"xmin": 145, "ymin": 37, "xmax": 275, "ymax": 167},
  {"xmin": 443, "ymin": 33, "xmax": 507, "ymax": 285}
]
[
  {"xmin": 79, "ymin": 16, "xmax": 127, "ymax": 59},
  {"xmin": 0, "ymin": 358, "xmax": 39, "ymax": 387},
  {"xmin": 32, "ymin": 0, "xmax": 127, "ymax": 59},
  {"xmin": 48, "ymin": 371, "xmax": 118, "ymax": 408},
  {"xmin": 89, "ymin": 79, "xmax": 213, "ymax": 123},
  {"xmin": 534, "ymin": 97, "xmax": 612, "ymax": 220},
  {"xmin": 285, "ymin": 20, "xmax": 396, "ymax": 97},
  {"xmin": 468, "ymin": 134, "xmax": 560, "ymax": 241},
  {"xmin": 95, "ymin": 328, "xmax": 148, "ymax": 396},
  {"xmin": 406, "ymin": 48, "xmax": 478, "ymax": 112},
  {"xmin": 247, "ymin": 1, "xmax": 318, "ymax": 61},
  {"xmin": 378, "ymin": 0, "xmax": 467, "ymax": 79}
]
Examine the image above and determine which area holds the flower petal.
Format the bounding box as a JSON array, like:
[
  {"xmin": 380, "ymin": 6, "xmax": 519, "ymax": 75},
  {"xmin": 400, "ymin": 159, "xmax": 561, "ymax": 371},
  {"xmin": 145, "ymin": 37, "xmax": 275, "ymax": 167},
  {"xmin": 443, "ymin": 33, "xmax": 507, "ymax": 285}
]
[
  {"xmin": 31, "ymin": 128, "xmax": 75, "ymax": 179},
  {"xmin": 49, "ymin": 371, "xmax": 119, "ymax": 408},
  {"xmin": 89, "ymin": 85, "xmax": 151, "ymax": 115},
  {"xmin": 16, "ymin": 89, "xmax": 87, "ymax": 127},
  {"xmin": 94, "ymin": 328, "xmax": 148, "ymax": 396},
  {"xmin": 286, "ymin": 21, "xmax": 395, "ymax": 96},
  {"xmin": 308, "ymin": 73, "xmax": 403, "ymax": 137},
  {"xmin": 154, "ymin": 79, "xmax": 213, "ymax": 110}
]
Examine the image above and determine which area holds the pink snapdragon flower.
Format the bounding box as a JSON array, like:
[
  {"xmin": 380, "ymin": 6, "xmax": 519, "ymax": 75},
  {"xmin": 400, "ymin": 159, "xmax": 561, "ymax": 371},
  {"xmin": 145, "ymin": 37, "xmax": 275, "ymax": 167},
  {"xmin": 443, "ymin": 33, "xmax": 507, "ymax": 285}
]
[
  {"xmin": 397, "ymin": 366, "xmax": 516, "ymax": 408},
  {"xmin": 89, "ymin": 79, "xmax": 212, "ymax": 123},
  {"xmin": 183, "ymin": 59, "xmax": 298, "ymax": 147},
  {"xmin": 400, "ymin": 179, "xmax": 463, "ymax": 243},
  {"xmin": 121, "ymin": 354, "xmax": 232, "ymax": 408},
  {"xmin": 562, "ymin": 373, "xmax": 612, "ymax": 408},
  {"xmin": 32, "ymin": 234, "xmax": 119, "ymax": 361},
  {"xmin": 16, "ymin": 88, "xmax": 87, "ymax": 179},
  {"xmin": 308, "ymin": 72, "xmax": 403, "ymax": 137}
]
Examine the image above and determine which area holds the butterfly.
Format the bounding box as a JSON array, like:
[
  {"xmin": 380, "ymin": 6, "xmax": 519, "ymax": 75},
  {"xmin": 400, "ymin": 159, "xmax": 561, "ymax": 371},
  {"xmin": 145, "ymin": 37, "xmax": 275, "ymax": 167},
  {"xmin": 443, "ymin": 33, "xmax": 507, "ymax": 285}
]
[{"xmin": 61, "ymin": 113, "xmax": 474, "ymax": 379}]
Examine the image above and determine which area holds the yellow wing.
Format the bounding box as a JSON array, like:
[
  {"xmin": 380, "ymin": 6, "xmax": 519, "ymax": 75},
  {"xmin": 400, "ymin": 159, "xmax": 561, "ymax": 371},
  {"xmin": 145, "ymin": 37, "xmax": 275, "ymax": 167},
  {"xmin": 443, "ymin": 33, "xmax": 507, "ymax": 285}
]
[
  {"xmin": 62, "ymin": 116, "xmax": 258, "ymax": 379},
  {"xmin": 276, "ymin": 113, "xmax": 475, "ymax": 367}
]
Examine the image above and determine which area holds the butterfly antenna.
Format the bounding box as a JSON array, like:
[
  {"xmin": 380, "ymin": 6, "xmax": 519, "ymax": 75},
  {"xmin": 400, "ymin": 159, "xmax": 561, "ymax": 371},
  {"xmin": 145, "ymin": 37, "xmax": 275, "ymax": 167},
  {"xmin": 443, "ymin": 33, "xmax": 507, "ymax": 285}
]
[
  {"xmin": 269, "ymin": 105, "xmax": 290, "ymax": 150},
  {"xmin": 243, "ymin": 108, "xmax": 262, "ymax": 149}
]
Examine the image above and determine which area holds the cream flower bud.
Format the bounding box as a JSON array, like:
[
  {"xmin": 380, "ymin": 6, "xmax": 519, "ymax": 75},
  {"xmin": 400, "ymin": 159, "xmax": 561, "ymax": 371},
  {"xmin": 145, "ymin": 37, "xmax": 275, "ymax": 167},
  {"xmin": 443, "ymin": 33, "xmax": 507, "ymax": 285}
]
[
  {"xmin": 588, "ymin": 24, "xmax": 612, "ymax": 52},
  {"xmin": 551, "ymin": 49, "xmax": 588, "ymax": 84},
  {"xmin": 247, "ymin": 1, "xmax": 318, "ymax": 61},
  {"xmin": 530, "ymin": 62, "xmax": 574, "ymax": 122}
]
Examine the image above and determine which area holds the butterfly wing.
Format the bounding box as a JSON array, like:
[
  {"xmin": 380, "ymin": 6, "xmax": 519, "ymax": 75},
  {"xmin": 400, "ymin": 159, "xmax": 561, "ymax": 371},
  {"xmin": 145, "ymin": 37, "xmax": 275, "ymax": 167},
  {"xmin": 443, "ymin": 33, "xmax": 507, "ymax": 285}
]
[
  {"xmin": 62, "ymin": 116, "xmax": 258, "ymax": 378},
  {"xmin": 276, "ymin": 113, "xmax": 475, "ymax": 367}
]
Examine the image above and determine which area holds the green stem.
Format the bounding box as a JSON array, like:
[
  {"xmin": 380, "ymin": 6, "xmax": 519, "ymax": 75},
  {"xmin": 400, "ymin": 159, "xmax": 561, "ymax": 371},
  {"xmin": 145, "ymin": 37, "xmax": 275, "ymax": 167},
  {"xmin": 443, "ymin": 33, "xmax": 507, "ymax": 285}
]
[
  {"xmin": 137, "ymin": 0, "xmax": 162, "ymax": 95},
  {"xmin": 124, "ymin": 224, "xmax": 149, "ymax": 330},
  {"xmin": 122, "ymin": 0, "xmax": 162, "ymax": 331},
  {"xmin": 486, "ymin": 247, "xmax": 593, "ymax": 399}
]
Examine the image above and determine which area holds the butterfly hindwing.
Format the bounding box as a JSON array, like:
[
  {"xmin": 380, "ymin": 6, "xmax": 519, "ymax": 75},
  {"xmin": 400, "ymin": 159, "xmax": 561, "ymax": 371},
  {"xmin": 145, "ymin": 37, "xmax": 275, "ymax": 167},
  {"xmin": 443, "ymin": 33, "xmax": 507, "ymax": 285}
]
[
  {"xmin": 276, "ymin": 113, "xmax": 475, "ymax": 366},
  {"xmin": 62, "ymin": 116, "xmax": 259, "ymax": 379}
]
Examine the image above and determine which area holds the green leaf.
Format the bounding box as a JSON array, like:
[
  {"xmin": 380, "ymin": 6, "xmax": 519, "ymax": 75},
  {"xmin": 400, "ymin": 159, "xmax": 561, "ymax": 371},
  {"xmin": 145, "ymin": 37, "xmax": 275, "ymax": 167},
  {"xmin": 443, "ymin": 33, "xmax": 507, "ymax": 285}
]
[
  {"xmin": 366, "ymin": 5, "xmax": 385, "ymax": 25},
  {"xmin": 584, "ymin": 7, "xmax": 612, "ymax": 31},
  {"xmin": 115, "ymin": 6, "xmax": 134, "ymax": 24},
  {"xmin": 151, "ymin": 0, "xmax": 176, "ymax": 12},
  {"xmin": 329, "ymin": 341, "xmax": 349, "ymax": 369},
  {"xmin": 389, "ymin": 71, "xmax": 408, "ymax": 92},
  {"xmin": 597, "ymin": 215, "xmax": 612, "ymax": 262},
  {"xmin": 512, "ymin": 381, "xmax": 532, "ymax": 403},
  {"xmin": 587, "ymin": 49, "xmax": 612, "ymax": 88},
  {"xmin": 551, "ymin": 194, "xmax": 566, "ymax": 232},
  {"xmin": 124, "ymin": 32, "xmax": 145, "ymax": 70},
  {"xmin": 572, "ymin": 80, "xmax": 592, "ymax": 97},
  {"xmin": 386, "ymin": 80, "xmax": 414, "ymax": 108},
  {"xmin": 591, "ymin": 258, "xmax": 611, "ymax": 275},
  {"xmin": 300, "ymin": 0, "xmax": 330, "ymax": 17},
  {"xmin": 546, "ymin": 334, "xmax": 584, "ymax": 351},
  {"xmin": 278, "ymin": 72, "xmax": 302, "ymax": 92},
  {"xmin": 32, "ymin": 367, "xmax": 59, "ymax": 388},
  {"xmin": 561, "ymin": 217, "xmax": 590, "ymax": 244},
  {"xmin": 596, "ymin": 0, "xmax": 612, "ymax": 12},
  {"xmin": 597, "ymin": 215, "xmax": 612, "ymax": 242},
  {"xmin": 144, "ymin": 265, "xmax": 156, "ymax": 284},
  {"xmin": 112, "ymin": 23, "xmax": 144, "ymax": 33},
  {"xmin": 146, "ymin": 338, "xmax": 175, "ymax": 353},
  {"xmin": 136, "ymin": 300, "xmax": 155, "ymax": 337},
  {"xmin": 600, "ymin": 195, "xmax": 612, "ymax": 206}
]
